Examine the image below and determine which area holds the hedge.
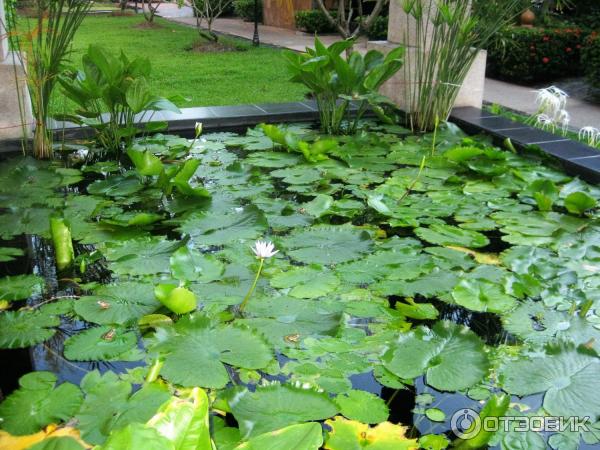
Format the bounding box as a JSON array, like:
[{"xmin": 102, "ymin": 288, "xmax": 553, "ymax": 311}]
[
  {"xmin": 294, "ymin": 10, "xmax": 337, "ymax": 34},
  {"xmin": 486, "ymin": 26, "xmax": 587, "ymax": 84},
  {"xmin": 234, "ymin": 0, "xmax": 262, "ymax": 22},
  {"xmin": 582, "ymin": 32, "xmax": 600, "ymax": 89}
]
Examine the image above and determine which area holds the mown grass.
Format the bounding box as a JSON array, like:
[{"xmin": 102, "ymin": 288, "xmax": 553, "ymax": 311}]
[{"xmin": 18, "ymin": 14, "xmax": 308, "ymax": 114}]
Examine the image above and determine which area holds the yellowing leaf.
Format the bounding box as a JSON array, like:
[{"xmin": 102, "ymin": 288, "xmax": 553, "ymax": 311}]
[
  {"xmin": 324, "ymin": 416, "xmax": 418, "ymax": 450},
  {"xmin": 0, "ymin": 425, "xmax": 88, "ymax": 450},
  {"xmin": 446, "ymin": 246, "xmax": 500, "ymax": 265}
]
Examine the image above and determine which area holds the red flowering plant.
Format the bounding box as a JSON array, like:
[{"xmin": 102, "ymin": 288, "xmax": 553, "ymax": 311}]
[{"xmin": 487, "ymin": 26, "xmax": 588, "ymax": 83}]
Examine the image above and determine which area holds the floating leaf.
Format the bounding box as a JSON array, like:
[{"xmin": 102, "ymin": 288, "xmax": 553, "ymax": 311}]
[
  {"xmin": 451, "ymin": 279, "xmax": 516, "ymax": 314},
  {"xmin": 323, "ymin": 416, "xmax": 418, "ymax": 450},
  {"xmin": 282, "ymin": 225, "xmax": 372, "ymax": 265},
  {"xmin": 87, "ymin": 174, "xmax": 143, "ymax": 197},
  {"xmin": 63, "ymin": 326, "xmax": 140, "ymax": 361},
  {"xmin": 383, "ymin": 321, "xmax": 489, "ymax": 392},
  {"xmin": 0, "ymin": 274, "xmax": 44, "ymax": 301},
  {"xmin": 0, "ymin": 310, "xmax": 59, "ymax": 348},
  {"xmin": 234, "ymin": 423, "xmax": 322, "ymax": 450},
  {"xmin": 415, "ymin": 224, "xmax": 489, "ymax": 248},
  {"xmin": 500, "ymin": 345, "xmax": 600, "ymax": 418},
  {"xmin": 0, "ymin": 372, "xmax": 83, "ymax": 435},
  {"xmin": 74, "ymin": 282, "xmax": 160, "ymax": 325},
  {"xmin": 154, "ymin": 284, "xmax": 197, "ymax": 314},
  {"xmin": 101, "ymin": 237, "xmax": 180, "ymax": 276},
  {"xmin": 150, "ymin": 315, "xmax": 272, "ymax": 388},
  {"xmin": 177, "ymin": 206, "xmax": 267, "ymax": 246},
  {"xmin": 229, "ymin": 384, "xmax": 338, "ymax": 438},
  {"xmin": 564, "ymin": 192, "xmax": 597, "ymax": 215},
  {"xmin": 169, "ymin": 246, "xmax": 224, "ymax": 283},
  {"xmin": 271, "ymin": 266, "xmax": 340, "ymax": 299},
  {"xmin": 335, "ymin": 390, "xmax": 389, "ymax": 424},
  {"xmin": 424, "ymin": 408, "xmax": 445, "ymax": 422},
  {"xmin": 0, "ymin": 247, "xmax": 24, "ymax": 262}
]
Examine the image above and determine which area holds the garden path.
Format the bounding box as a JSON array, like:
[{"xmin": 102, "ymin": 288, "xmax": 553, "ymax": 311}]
[{"xmin": 157, "ymin": 6, "xmax": 600, "ymax": 129}]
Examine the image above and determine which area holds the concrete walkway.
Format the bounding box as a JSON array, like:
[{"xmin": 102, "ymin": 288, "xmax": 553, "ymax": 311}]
[{"xmin": 157, "ymin": 5, "xmax": 600, "ymax": 129}]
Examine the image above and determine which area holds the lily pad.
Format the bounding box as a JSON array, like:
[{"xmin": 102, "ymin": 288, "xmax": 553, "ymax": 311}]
[
  {"xmin": 282, "ymin": 225, "xmax": 372, "ymax": 265},
  {"xmin": 0, "ymin": 274, "xmax": 44, "ymax": 301},
  {"xmin": 323, "ymin": 416, "xmax": 418, "ymax": 450},
  {"xmin": 0, "ymin": 310, "xmax": 59, "ymax": 348},
  {"xmin": 229, "ymin": 383, "xmax": 338, "ymax": 438},
  {"xmin": 335, "ymin": 390, "xmax": 389, "ymax": 424},
  {"xmin": 0, "ymin": 372, "xmax": 83, "ymax": 435},
  {"xmin": 271, "ymin": 266, "xmax": 340, "ymax": 299},
  {"xmin": 63, "ymin": 326, "xmax": 141, "ymax": 361},
  {"xmin": 382, "ymin": 321, "xmax": 489, "ymax": 392},
  {"xmin": 150, "ymin": 314, "xmax": 272, "ymax": 388},
  {"xmin": 415, "ymin": 224, "xmax": 489, "ymax": 248}
]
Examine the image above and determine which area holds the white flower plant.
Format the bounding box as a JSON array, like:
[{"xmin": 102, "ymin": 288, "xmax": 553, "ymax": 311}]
[
  {"xmin": 238, "ymin": 240, "xmax": 279, "ymax": 313},
  {"xmin": 531, "ymin": 86, "xmax": 599, "ymax": 148}
]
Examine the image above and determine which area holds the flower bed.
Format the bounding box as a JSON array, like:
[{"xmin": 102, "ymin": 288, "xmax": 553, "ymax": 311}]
[{"xmin": 0, "ymin": 120, "xmax": 600, "ymax": 448}]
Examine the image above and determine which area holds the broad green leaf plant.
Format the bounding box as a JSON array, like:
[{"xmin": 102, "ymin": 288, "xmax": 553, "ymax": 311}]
[
  {"xmin": 283, "ymin": 37, "xmax": 404, "ymax": 135},
  {"xmin": 58, "ymin": 45, "xmax": 181, "ymax": 155}
]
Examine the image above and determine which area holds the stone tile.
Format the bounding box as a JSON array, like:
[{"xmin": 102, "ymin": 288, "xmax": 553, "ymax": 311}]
[
  {"xmin": 208, "ymin": 104, "xmax": 268, "ymax": 118},
  {"xmin": 450, "ymin": 106, "xmax": 496, "ymax": 122},
  {"xmin": 258, "ymin": 102, "xmax": 314, "ymax": 114},
  {"xmin": 498, "ymin": 127, "xmax": 569, "ymax": 145},
  {"xmin": 562, "ymin": 156, "xmax": 600, "ymax": 184},
  {"xmin": 537, "ymin": 140, "xmax": 599, "ymax": 161}
]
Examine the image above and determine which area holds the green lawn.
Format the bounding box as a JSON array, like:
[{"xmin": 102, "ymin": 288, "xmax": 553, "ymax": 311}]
[{"xmin": 40, "ymin": 15, "xmax": 308, "ymax": 114}]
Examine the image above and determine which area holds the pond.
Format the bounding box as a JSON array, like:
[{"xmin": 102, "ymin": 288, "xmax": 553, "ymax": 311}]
[{"xmin": 1, "ymin": 120, "xmax": 600, "ymax": 449}]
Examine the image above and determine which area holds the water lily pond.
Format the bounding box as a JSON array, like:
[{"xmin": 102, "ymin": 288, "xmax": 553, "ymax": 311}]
[{"xmin": 1, "ymin": 121, "xmax": 600, "ymax": 449}]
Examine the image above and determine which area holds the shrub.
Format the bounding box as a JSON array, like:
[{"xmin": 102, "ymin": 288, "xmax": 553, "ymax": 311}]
[
  {"xmin": 233, "ymin": 0, "xmax": 261, "ymax": 22},
  {"xmin": 582, "ymin": 32, "xmax": 600, "ymax": 89},
  {"xmin": 294, "ymin": 10, "xmax": 337, "ymax": 33},
  {"xmin": 365, "ymin": 15, "xmax": 387, "ymax": 40},
  {"xmin": 486, "ymin": 26, "xmax": 586, "ymax": 84},
  {"xmin": 283, "ymin": 37, "xmax": 404, "ymax": 135}
]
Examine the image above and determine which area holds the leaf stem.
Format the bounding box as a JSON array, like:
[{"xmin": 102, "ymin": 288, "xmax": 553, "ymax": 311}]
[{"xmin": 239, "ymin": 258, "xmax": 264, "ymax": 313}]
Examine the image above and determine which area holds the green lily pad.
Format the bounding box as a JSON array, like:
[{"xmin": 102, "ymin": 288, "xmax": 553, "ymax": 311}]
[
  {"xmin": 229, "ymin": 383, "xmax": 338, "ymax": 438},
  {"xmin": 335, "ymin": 390, "xmax": 389, "ymax": 424},
  {"xmin": 63, "ymin": 326, "xmax": 141, "ymax": 361},
  {"xmin": 0, "ymin": 274, "xmax": 44, "ymax": 301},
  {"xmin": 382, "ymin": 321, "xmax": 489, "ymax": 392},
  {"xmin": 0, "ymin": 371, "xmax": 83, "ymax": 435},
  {"xmin": 415, "ymin": 224, "xmax": 489, "ymax": 248},
  {"xmin": 0, "ymin": 310, "xmax": 59, "ymax": 349},
  {"xmin": 150, "ymin": 314, "xmax": 272, "ymax": 388},
  {"xmin": 271, "ymin": 266, "xmax": 340, "ymax": 299},
  {"xmin": 282, "ymin": 225, "xmax": 372, "ymax": 265}
]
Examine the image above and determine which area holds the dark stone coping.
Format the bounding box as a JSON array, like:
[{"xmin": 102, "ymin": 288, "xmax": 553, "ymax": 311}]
[
  {"xmin": 450, "ymin": 106, "xmax": 600, "ymax": 184},
  {"xmin": 0, "ymin": 102, "xmax": 598, "ymax": 183}
]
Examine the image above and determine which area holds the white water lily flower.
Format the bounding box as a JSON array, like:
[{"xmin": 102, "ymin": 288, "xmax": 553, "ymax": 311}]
[
  {"xmin": 579, "ymin": 126, "xmax": 600, "ymax": 146},
  {"xmin": 195, "ymin": 122, "xmax": 203, "ymax": 136},
  {"xmin": 251, "ymin": 240, "xmax": 279, "ymax": 259}
]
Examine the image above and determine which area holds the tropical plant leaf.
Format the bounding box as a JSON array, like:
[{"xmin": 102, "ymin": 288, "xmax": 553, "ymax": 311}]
[
  {"xmin": 382, "ymin": 321, "xmax": 489, "ymax": 392},
  {"xmin": 229, "ymin": 384, "xmax": 338, "ymax": 438},
  {"xmin": 0, "ymin": 372, "xmax": 83, "ymax": 435}
]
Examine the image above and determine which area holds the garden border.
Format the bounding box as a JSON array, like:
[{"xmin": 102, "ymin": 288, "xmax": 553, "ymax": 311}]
[{"xmin": 0, "ymin": 101, "xmax": 598, "ymax": 183}]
